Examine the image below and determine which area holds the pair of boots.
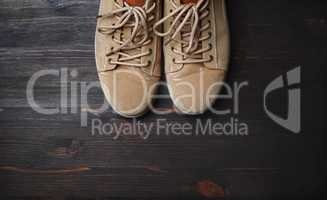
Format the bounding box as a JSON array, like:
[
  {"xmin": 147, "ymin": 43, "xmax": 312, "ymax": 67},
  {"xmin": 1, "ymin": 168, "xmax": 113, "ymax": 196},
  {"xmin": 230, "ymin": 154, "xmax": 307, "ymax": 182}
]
[{"xmin": 95, "ymin": 0, "xmax": 229, "ymax": 117}]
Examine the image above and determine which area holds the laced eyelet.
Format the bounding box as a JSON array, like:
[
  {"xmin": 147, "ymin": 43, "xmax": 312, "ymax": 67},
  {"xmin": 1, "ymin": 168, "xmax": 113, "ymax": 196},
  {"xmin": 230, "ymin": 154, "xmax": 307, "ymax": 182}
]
[
  {"xmin": 208, "ymin": 43, "xmax": 212, "ymax": 49},
  {"xmin": 171, "ymin": 47, "xmax": 174, "ymax": 51},
  {"xmin": 209, "ymin": 55, "xmax": 213, "ymax": 62},
  {"xmin": 98, "ymin": 2, "xmax": 160, "ymax": 68},
  {"xmin": 172, "ymin": 58, "xmax": 176, "ymax": 64}
]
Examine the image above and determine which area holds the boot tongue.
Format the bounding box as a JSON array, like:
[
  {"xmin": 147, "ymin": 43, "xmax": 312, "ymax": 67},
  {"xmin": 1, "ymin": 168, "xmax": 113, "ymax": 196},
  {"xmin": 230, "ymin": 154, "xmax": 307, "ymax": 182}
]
[
  {"xmin": 181, "ymin": 0, "xmax": 198, "ymax": 4},
  {"xmin": 124, "ymin": 0, "xmax": 145, "ymax": 6}
]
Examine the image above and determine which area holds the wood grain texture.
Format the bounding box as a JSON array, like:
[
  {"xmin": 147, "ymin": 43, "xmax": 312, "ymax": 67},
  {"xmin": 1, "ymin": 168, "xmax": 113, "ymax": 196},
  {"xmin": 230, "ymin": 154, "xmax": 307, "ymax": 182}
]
[{"xmin": 0, "ymin": 0, "xmax": 327, "ymax": 199}]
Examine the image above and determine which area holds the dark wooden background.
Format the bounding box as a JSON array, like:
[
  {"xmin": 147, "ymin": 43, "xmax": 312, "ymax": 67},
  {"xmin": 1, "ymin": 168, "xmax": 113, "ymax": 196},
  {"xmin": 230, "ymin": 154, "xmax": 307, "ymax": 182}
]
[{"xmin": 0, "ymin": 0, "xmax": 326, "ymax": 199}]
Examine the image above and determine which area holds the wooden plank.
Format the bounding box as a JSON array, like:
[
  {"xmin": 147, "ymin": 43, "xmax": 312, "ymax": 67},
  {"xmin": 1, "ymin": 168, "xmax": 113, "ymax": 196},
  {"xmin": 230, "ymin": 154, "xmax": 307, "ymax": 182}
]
[{"xmin": 0, "ymin": 0, "xmax": 326, "ymax": 198}]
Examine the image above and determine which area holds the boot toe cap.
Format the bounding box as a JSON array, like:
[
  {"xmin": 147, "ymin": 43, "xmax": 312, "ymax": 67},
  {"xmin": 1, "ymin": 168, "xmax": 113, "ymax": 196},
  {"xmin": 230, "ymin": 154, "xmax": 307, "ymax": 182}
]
[
  {"xmin": 167, "ymin": 65, "xmax": 226, "ymax": 114},
  {"xmin": 99, "ymin": 69, "xmax": 158, "ymax": 117}
]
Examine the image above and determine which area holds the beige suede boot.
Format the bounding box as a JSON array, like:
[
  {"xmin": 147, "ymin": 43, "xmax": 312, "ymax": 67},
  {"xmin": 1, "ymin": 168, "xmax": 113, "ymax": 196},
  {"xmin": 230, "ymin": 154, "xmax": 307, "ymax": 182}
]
[
  {"xmin": 95, "ymin": 0, "xmax": 162, "ymax": 117},
  {"xmin": 154, "ymin": 0, "xmax": 230, "ymax": 114}
]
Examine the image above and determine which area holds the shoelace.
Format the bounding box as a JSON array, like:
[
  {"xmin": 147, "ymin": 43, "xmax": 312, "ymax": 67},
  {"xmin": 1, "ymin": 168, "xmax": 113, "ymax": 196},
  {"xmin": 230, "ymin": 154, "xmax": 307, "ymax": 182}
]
[
  {"xmin": 97, "ymin": 0, "xmax": 156, "ymax": 67},
  {"xmin": 153, "ymin": 0, "xmax": 212, "ymax": 64}
]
